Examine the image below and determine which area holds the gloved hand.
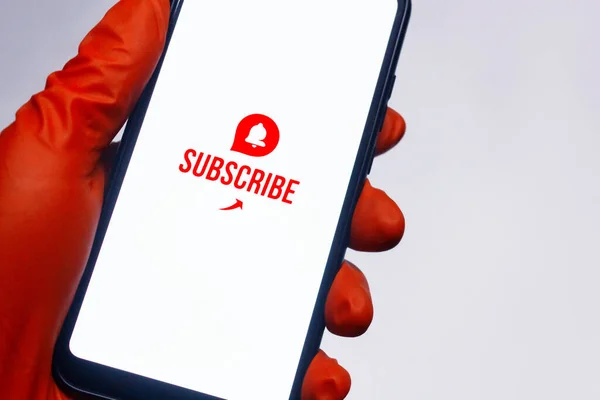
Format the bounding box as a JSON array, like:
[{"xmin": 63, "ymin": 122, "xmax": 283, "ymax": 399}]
[{"xmin": 0, "ymin": 0, "xmax": 406, "ymax": 399}]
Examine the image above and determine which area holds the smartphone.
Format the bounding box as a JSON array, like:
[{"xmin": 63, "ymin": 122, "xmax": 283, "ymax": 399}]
[{"xmin": 53, "ymin": 1, "xmax": 411, "ymax": 399}]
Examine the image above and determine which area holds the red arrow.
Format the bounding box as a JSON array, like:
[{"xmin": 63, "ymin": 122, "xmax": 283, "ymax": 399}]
[{"xmin": 219, "ymin": 199, "xmax": 243, "ymax": 211}]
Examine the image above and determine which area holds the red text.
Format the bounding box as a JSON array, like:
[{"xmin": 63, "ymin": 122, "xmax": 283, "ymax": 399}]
[{"xmin": 179, "ymin": 149, "xmax": 300, "ymax": 204}]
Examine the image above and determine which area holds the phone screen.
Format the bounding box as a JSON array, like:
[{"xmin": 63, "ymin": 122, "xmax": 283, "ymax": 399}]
[{"xmin": 68, "ymin": 1, "xmax": 398, "ymax": 399}]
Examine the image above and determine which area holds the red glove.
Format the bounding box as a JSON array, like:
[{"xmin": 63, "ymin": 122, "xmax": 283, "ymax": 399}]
[{"xmin": 0, "ymin": 0, "xmax": 406, "ymax": 399}]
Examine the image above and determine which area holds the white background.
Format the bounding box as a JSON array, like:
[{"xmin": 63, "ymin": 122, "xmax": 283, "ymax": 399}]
[{"xmin": 1, "ymin": 0, "xmax": 600, "ymax": 399}]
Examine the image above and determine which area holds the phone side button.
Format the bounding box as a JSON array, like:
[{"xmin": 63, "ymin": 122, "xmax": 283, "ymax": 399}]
[
  {"xmin": 366, "ymin": 158, "xmax": 374, "ymax": 175},
  {"xmin": 366, "ymin": 152, "xmax": 375, "ymax": 175},
  {"xmin": 365, "ymin": 141, "xmax": 377, "ymax": 175},
  {"xmin": 376, "ymin": 107, "xmax": 386, "ymax": 134},
  {"xmin": 368, "ymin": 106, "xmax": 387, "ymax": 175},
  {"xmin": 387, "ymin": 74, "xmax": 397, "ymax": 100}
]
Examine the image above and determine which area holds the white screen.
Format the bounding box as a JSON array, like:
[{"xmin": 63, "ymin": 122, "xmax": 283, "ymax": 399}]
[{"xmin": 69, "ymin": 1, "xmax": 398, "ymax": 399}]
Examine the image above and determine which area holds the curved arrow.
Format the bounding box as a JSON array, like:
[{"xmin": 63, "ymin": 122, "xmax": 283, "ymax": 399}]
[{"xmin": 219, "ymin": 199, "xmax": 243, "ymax": 211}]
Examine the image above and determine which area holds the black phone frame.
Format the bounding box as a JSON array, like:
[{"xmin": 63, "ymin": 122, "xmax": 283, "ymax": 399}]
[{"xmin": 52, "ymin": 1, "xmax": 411, "ymax": 399}]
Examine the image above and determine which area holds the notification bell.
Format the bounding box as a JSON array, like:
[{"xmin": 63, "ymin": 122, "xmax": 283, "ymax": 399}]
[{"xmin": 244, "ymin": 123, "xmax": 267, "ymax": 148}]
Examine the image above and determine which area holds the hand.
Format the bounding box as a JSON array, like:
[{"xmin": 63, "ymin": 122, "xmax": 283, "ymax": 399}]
[{"xmin": 0, "ymin": 0, "xmax": 406, "ymax": 399}]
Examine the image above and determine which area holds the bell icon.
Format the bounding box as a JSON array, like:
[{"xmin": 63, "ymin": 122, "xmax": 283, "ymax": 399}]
[{"xmin": 245, "ymin": 123, "xmax": 267, "ymax": 148}]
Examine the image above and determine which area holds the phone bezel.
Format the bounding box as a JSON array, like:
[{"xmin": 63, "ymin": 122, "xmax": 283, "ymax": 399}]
[{"xmin": 52, "ymin": 1, "xmax": 412, "ymax": 399}]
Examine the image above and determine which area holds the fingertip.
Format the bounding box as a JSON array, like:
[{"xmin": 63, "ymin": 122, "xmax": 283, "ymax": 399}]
[
  {"xmin": 377, "ymin": 192, "xmax": 405, "ymax": 247},
  {"xmin": 302, "ymin": 350, "xmax": 351, "ymax": 400},
  {"xmin": 152, "ymin": 0, "xmax": 172, "ymax": 39},
  {"xmin": 87, "ymin": 0, "xmax": 170, "ymax": 85},
  {"xmin": 326, "ymin": 262, "xmax": 374, "ymax": 337},
  {"xmin": 350, "ymin": 183, "xmax": 405, "ymax": 252},
  {"xmin": 24, "ymin": 0, "xmax": 172, "ymax": 166},
  {"xmin": 376, "ymin": 107, "xmax": 406, "ymax": 156},
  {"xmin": 78, "ymin": 0, "xmax": 170, "ymax": 84}
]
